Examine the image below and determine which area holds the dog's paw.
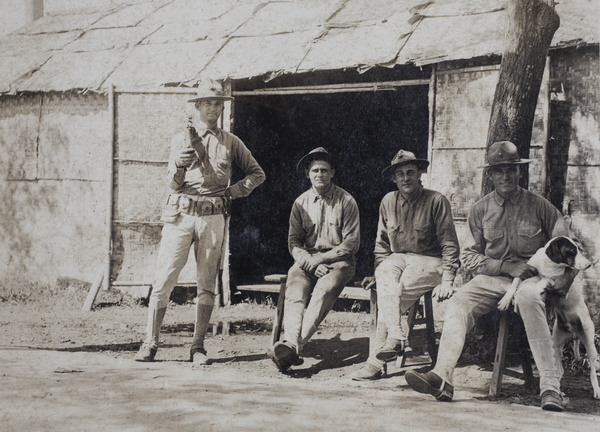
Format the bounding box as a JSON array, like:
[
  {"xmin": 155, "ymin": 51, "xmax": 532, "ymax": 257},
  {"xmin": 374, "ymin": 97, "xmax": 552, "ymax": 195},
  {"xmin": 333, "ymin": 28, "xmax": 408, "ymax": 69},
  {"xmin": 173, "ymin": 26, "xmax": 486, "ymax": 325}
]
[{"xmin": 497, "ymin": 298, "xmax": 511, "ymax": 311}]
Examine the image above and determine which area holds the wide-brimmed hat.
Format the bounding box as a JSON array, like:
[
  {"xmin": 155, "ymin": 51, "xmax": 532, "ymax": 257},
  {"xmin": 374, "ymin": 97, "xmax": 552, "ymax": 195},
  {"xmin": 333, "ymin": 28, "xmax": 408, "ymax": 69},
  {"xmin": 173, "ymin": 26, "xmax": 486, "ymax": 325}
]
[
  {"xmin": 478, "ymin": 141, "xmax": 532, "ymax": 168},
  {"xmin": 381, "ymin": 150, "xmax": 429, "ymax": 177},
  {"xmin": 296, "ymin": 147, "xmax": 335, "ymax": 173},
  {"xmin": 188, "ymin": 79, "xmax": 234, "ymax": 102}
]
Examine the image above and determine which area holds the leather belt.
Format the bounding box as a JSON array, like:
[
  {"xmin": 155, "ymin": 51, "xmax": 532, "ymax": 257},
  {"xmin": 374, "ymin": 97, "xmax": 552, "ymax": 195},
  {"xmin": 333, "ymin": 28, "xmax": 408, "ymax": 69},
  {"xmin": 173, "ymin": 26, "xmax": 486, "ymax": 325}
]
[{"xmin": 168, "ymin": 193, "xmax": 229, "ymax": 216}]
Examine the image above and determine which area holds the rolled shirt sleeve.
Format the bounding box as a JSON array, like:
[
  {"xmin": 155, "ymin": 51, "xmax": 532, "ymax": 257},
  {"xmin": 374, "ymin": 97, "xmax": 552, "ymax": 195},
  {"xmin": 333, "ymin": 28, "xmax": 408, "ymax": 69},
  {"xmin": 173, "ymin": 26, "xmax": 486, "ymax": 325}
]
[{"xmin": 227, "ymin": 137, "xmax": 266, "ymax": 199}]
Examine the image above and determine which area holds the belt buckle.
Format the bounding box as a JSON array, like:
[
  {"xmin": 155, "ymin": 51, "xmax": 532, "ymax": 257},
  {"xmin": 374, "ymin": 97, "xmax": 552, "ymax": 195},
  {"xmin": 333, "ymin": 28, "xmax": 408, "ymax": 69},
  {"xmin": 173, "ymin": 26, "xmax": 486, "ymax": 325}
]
[{"xmin": 202, "ymin": 202, "xmax": 213, "ymax": 215}]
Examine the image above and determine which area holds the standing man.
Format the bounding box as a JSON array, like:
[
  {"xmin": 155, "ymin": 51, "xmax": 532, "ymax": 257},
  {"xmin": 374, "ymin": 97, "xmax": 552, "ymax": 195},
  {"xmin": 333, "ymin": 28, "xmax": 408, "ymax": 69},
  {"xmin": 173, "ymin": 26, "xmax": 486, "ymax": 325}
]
[
  {"xmin": 405, "ymin": 141, "xmax": 573, "ymax": 411},
  {"xmin": 350, "ymin": 149, "xmax": 460, "ymax": 380},
  {"xmin": 135, "ymin": 80, "xmax": 265, "ymax": 364},
  {"xmin": 269, "ymin": 147, "xmax": 360, "ymax": 372}
]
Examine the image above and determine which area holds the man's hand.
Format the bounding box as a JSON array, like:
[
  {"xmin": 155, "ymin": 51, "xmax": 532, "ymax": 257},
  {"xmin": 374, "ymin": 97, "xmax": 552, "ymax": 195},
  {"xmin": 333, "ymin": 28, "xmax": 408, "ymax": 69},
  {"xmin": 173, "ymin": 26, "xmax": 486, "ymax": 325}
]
[
  {"xmin": 361, "ymin": 276, "xmax": 376, "ymax": 290},
  {"xmin": 175, "ymin": 147, "xmax": 198, "ymax": 169},
  {"xmin": 432, "ymin": 280, "xmax": 456, "ymax": 302},
  {"xmin": 501, "ymin": 261, "xmax": 538, "ymax": 280},
  {"xmin": 300, "ymin": 253, "xmax": 325, "ymax": 274},
  {"xmin": 315, "ymin": 264, "xmax": 332, "ymax": 278}
]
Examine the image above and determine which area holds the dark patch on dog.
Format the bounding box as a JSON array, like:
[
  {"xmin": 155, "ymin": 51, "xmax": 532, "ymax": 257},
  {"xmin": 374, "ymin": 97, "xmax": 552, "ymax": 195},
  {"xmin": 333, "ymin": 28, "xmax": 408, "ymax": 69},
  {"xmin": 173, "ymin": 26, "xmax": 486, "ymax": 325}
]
[{"xmin": 544, "ymin": 236, "xmax": 578, "ymax": 267}]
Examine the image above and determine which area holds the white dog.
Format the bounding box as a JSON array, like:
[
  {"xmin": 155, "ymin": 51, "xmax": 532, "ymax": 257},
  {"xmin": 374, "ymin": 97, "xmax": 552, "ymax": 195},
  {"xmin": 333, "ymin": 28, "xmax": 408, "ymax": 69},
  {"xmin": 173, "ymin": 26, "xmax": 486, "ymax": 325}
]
[{"xmin": 497, "ymin": 236, "xmax": 598, "ymax": 399}]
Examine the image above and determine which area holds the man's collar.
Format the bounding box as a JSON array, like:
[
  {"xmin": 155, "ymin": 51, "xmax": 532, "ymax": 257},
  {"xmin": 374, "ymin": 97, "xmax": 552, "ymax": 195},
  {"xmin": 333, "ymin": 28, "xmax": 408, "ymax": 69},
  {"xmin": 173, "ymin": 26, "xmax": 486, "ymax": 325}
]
[
  {"xmin": 310, "ymin": 183, "xmax": 335, "ymax": 201},
  {"xmin": 493, "ymin": 187, "xmax": 522, "ymax": 205},
  {"xmin": 399, "ymin": 184, "xmax": 423, "ymax": 205},
  {"xmin": 192, "ymin": 119, "xmax": 220, "ymax": 136}
]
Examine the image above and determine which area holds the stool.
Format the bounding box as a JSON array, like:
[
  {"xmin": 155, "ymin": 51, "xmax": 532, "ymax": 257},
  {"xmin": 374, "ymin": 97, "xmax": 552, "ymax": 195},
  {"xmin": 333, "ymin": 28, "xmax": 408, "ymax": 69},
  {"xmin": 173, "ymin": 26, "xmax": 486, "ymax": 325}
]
[
  {"xmin": 265, "ymin": 274, "xmax": 378, "ymax": 346},
  {"xmin": 489, "ymin": 310, "xmax": 536, "ymax": 398},
  {"xmin": 402, "ymin": 291, "xmax": 437, "ymax": 366}
]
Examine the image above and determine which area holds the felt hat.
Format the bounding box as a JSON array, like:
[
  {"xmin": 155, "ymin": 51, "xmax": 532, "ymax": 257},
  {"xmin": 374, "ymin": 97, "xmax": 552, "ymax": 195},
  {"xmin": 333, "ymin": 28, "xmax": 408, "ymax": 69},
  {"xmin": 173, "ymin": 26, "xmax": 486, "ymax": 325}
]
[
  {"xmin": 296, "ymin": 147, "xmax": 335, "ymax": 173},
  {"xmin": 188, "ymin": 79, "xmax": 233, "ymax": 102},
  {"xmin": 381, "ymin": 149, "xmax": 429, "ymax": 177},
  {"xmin": 478, "ymin": 141, "xmax": 532, "ymax": 168}
]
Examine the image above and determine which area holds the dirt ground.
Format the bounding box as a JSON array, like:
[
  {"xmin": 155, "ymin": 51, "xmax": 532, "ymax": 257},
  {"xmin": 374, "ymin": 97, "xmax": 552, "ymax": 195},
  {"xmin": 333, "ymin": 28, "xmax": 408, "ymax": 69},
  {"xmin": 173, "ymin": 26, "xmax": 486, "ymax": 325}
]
[{"xmin": 1, "ymin": 283, "xmax": 599, "ymax": 431}]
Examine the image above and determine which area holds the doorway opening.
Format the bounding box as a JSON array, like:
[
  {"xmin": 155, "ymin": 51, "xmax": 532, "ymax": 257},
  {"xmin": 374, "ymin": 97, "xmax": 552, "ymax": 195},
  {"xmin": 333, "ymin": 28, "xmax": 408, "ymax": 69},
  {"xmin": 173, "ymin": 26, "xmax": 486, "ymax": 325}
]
[{"xmin": 229, "ymin": 84, "xmax": 430, "ymax": 288}]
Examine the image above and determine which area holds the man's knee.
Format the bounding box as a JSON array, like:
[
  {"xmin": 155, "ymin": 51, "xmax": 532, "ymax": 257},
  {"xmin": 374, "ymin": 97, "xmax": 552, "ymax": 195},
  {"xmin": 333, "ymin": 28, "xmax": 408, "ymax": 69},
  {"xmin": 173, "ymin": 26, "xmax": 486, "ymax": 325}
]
[
  {"xmin": 514, "ymin": 279, "xmax": 545, "ymax": 310},
  {"xmin": 375, "ymin": 258, "xmax": 401, "ymax": 286},
  {"xmin": 442, "ymin": 292, "xmax": 475, "ymax": 332},
  {"xmin": 197, "ymin": 288, "xmax": 215, "ymax": 306}
]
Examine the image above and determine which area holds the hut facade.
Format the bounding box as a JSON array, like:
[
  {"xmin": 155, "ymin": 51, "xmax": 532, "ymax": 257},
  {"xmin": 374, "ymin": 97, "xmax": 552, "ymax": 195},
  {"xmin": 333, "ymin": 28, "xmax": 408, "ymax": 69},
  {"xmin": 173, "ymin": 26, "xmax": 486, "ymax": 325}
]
[{"xmin": 0, "ymin": 0, "xmax": 598, "ymax": 320}]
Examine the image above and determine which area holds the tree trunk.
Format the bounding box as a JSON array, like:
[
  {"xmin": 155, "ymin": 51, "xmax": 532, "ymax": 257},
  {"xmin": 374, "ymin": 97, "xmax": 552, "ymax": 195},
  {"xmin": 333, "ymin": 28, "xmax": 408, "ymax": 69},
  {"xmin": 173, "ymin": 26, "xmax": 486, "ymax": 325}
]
[{"xmin": 481, "ymin": 0, "xmax": 560, "ymax": 194}]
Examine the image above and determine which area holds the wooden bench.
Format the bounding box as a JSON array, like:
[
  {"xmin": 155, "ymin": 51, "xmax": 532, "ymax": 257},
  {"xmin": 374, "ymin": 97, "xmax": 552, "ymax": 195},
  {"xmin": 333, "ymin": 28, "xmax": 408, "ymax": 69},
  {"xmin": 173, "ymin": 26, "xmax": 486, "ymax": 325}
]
[
  {"xmin": 237, "ymin": 274, "xmax": 377, "ymax": 345},
  {"xmin": 238, "ymin": 274, "xmax": 437, "ymax": 365}
]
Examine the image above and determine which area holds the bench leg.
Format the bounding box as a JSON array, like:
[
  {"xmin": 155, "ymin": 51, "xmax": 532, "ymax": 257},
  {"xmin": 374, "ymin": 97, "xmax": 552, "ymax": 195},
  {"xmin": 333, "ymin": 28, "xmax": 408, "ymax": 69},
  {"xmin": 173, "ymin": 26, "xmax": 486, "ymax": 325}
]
[
  {"xmin": 424, "ymin": 291, "xmax": 437, "ymax": 365},
  {"xmin": 489, "ymin": 312, "xmax": 510, "ymax": 398},
  {"xmin": 271, "ymin": 280, "xmax": 287, "ymax": 346},
  {"xmin": 369, "ymin": 289, "xmax": 378, "ymax": 333},
  {"xmin": 398, "ymin": 300, "xmax": 419, "ymax": 368}
]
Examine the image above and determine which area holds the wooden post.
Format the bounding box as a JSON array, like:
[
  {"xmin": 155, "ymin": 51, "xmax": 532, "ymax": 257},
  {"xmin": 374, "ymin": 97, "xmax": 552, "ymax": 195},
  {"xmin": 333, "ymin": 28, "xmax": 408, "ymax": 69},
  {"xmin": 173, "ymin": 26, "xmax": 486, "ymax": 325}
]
[
  {"xmin": 103, "ymin": 83, "xmax": 116, "ymax": 291},
  {"xmin": 482, "ymin": 0, "xmax": 559, "ymax": 194}
]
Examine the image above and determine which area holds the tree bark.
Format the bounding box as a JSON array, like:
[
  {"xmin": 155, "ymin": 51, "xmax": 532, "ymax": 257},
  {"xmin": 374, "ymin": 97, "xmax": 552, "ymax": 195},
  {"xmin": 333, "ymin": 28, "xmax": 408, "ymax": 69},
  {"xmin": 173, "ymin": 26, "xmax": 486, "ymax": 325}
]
[{"xmin": 481, "ymin": 0, "xmax": 560, "ymax": 194}]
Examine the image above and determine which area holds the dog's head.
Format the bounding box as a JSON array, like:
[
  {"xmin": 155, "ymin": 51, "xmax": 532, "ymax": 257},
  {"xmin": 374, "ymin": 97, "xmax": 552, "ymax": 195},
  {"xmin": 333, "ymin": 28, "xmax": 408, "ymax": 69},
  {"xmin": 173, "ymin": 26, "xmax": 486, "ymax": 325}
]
[{"xmin": 544, "ymin": 236, "xmax": 592, "ymax": 271}]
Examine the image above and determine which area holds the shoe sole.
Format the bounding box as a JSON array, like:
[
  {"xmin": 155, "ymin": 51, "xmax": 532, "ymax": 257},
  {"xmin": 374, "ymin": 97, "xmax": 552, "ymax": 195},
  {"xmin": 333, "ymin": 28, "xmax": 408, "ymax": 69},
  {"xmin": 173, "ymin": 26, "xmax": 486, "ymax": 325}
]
[
  {"xmin": 273, "ymin": 343, "xmax": 296, "ymax": 372},
  {"xmin": 351, "ymin": 373, "xmax": 382, "ymax": 381},
  {"xmin": 375, "ymin": 350, "xmax": 402, "ymax": 362},
  {"xmin": 542, "ymin": 402, "xmax": 563, "ymax": 412},
  {"xmin": 405, "ymin": 371, "xmax": 453, "ymax": 402},
  {"xmin": 134, "ymin": 349, "xmax": 156, "ymax": 362}
]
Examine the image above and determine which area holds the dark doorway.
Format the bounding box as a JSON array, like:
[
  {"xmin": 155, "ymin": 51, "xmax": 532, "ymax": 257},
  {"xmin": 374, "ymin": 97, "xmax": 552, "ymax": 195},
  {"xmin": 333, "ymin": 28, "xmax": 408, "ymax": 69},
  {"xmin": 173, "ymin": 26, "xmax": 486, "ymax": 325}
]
[{"xmin": 229, "ymin": 85, "xmax": 429, "ymax": 288}]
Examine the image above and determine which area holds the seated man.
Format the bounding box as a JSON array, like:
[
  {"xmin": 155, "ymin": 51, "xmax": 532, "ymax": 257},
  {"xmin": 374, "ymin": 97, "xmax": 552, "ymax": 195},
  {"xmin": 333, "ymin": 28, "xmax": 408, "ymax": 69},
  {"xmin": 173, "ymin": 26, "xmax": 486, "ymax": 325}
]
[
  {"xmin": 405, "ymin": 141, "xmax": 574, "ymax": 411},
  {"xmin": 268, "ymin": 147, "xmax": 360, "ymax": 372},
  {"xmin": 350, "ymin": 150, "xmax": 460, "ymax": 380}
]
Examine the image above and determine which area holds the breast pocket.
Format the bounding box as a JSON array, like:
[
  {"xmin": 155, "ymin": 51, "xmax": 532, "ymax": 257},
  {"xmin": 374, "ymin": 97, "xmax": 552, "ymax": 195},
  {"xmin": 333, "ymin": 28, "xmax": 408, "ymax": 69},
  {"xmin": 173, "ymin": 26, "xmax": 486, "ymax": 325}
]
[
  {"xmin": 328, "ymin": 219, "xmax": 343, "ymax": 244},
  {"xmin": 483, "ymin": 227, "xmax": 503, "ymax": 243},
  {"xmin": 517, "ymin": 223, "xmax": 544, "ymax": 255},
  {"xmin": 414, "ymin": 223, "xmax": 432, "ymax": 242}
]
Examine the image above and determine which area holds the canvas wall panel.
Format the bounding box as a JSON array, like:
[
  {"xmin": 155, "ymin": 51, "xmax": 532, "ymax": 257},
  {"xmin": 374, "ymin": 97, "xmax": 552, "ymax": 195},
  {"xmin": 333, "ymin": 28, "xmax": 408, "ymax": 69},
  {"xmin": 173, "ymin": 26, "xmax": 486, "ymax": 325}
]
[
  {"xmin": 38, "ymin": 91, "xmax": 110, "ymax": 180},
  {"xmin": 0, "ymin": 94, "xmax": 41, "ymax": 180},
  {"xmin": 0, "ymin": 179, "xmax": 106, "ymax": 284},
  {"xmin": 113, "ymin": 162, "xmax": 167, "ymax": 221},
  {"xmin": 429, "ymin": 64, "xmax": 547, "ymax": 219},
  {"xmin": 112, "ymin": 91, "xmax": 198, "ymax": 283},
  {"xmin": 115, "ymin": 92, "xmax": 191, "ymax": 162},
  {"xmin": 0, "ymin": 92, "xmax": 110, "ymax": 285}
]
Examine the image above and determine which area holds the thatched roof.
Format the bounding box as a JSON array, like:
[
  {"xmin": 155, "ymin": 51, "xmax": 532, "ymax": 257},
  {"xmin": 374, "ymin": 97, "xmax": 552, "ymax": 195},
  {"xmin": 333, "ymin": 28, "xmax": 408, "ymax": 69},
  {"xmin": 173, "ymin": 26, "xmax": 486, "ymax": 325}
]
[{"xmin": 1, "ymin": 0, "xmax": 598, "ymax": 94}]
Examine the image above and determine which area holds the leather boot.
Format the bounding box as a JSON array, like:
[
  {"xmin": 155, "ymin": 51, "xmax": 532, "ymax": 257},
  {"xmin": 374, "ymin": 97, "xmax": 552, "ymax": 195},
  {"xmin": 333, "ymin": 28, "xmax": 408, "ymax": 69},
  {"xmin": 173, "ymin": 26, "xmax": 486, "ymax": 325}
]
[
  {"xmin": 135, "ymin": 307, "xmax": 166, "ymax": 362},
  {"xmin": 190, "ymin": 304, "xmax": 213, "ymax": 364}
]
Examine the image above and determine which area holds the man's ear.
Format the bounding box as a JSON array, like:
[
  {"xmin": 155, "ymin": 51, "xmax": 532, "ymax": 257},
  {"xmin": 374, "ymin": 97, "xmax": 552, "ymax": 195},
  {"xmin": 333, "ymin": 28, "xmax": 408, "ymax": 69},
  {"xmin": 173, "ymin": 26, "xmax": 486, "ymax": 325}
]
[
  {"xmin": 331, "ymin": 168, "xmax": 335, "ymax": 178},
  {"xmin": 305, "ymin": 169, "xmax": 310, "ymax": 179}
]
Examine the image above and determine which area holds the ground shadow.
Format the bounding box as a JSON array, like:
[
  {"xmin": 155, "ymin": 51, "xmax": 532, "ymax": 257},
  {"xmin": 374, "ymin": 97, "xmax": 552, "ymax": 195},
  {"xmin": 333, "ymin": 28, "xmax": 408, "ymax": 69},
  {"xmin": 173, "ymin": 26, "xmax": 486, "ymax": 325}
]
[
  {"xmin": 286, "ymin": 334, "xmax": 370, "ymax": 378},
  {"xmin": 54, "ymin": 342, "xmax": 182, "ymax": 353}
]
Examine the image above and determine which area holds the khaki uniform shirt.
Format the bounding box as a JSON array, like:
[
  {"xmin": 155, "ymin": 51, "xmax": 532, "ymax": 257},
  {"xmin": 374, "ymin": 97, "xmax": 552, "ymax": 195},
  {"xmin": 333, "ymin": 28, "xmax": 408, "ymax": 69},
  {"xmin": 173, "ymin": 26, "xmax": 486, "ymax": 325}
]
[
  {"xmin": 288, "ymin": 184, "xmax": 360, "ymax": 266},
  {"xmin": 168, "ymin": 122, "xmax": 265, "ymax": 199},
  {"xmin": 374, "ymin": 185, "xmax": 460, "ymax": 283},
  {"xmin": 461, "ymin": 187, "xmax": 561, "ymax": 276}
]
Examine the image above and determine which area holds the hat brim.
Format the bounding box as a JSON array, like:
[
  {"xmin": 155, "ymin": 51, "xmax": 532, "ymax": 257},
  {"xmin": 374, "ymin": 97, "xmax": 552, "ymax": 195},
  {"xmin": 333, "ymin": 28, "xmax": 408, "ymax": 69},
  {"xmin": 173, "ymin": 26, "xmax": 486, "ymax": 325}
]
[
  {"xmin": 381, "ymin": 159, "xmax": 429, "ymax": 177},
  {"xmin": 188, "ymin": 96, "xmax": 234, "ymax": 103},
  {"xmin": 477, "ymin": 159, "xmax": 532, "ymax": 168},
  {"xmin": 297, "ymin": 152, "xmax": 335, "ymax": 173}
]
